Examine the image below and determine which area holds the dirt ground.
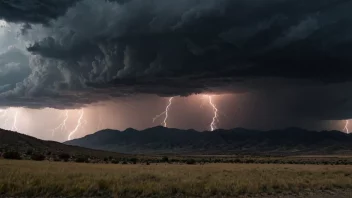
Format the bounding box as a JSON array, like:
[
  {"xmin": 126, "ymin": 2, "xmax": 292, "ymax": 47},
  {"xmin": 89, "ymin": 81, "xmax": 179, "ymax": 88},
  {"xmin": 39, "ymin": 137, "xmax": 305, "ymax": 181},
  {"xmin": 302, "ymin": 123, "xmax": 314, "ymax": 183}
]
[{"xmin": 256, "ymin": 190, "xmax": 352, "ymax": 198}]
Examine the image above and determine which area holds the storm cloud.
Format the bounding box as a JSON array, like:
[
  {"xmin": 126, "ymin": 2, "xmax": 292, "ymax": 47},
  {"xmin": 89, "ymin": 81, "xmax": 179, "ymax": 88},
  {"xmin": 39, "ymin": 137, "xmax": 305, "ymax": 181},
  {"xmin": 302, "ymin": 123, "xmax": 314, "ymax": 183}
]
[{"xmin": 0, "ymin": 0, "xmax": 352, "ymax": 122}]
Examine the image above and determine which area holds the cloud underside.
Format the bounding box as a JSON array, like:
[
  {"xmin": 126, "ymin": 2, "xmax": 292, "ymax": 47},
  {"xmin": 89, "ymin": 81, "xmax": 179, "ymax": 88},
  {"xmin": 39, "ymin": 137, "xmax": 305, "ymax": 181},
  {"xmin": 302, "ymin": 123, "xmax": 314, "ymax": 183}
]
[{"xmin": 0, "ymin": 0, "xmax": 352, "ymax": 120}]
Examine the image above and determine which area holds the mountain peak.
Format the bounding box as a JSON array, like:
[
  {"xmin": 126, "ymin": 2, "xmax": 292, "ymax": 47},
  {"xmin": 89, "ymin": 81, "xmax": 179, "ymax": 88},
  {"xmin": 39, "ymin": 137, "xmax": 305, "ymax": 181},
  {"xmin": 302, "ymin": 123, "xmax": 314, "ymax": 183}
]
[
  {"xmin": 123, "ymin": 128, "xmax": 139, "ymax": 133},
  {"xmin": 65, "ymin": 127, "xmax": 352, "ymax": 155}
]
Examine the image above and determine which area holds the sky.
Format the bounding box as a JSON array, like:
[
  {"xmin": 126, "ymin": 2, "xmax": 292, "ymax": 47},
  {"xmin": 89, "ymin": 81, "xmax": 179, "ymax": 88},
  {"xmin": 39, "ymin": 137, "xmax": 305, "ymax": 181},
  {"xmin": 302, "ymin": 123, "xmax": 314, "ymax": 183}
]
[{"xmin": 0, "ymin": 0, "xmax": 352, "ymax": 142}]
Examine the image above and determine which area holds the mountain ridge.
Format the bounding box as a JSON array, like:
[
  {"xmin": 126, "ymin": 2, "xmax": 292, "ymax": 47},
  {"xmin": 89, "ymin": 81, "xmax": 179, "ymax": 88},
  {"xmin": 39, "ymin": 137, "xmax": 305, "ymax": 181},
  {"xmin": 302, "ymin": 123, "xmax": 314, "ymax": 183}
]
[
  {"xmin": 0, "ymin": 128, "xmax": 125, "ymax": 158},
  {"xmin": 65, "ymin": 126, "xmax": 352, "ymax": 155}
]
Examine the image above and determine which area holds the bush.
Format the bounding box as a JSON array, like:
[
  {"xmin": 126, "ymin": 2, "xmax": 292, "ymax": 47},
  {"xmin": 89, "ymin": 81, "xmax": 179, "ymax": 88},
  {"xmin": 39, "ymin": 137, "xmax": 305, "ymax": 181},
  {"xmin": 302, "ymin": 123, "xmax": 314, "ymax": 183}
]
[
  {"xmin": 26, "ymin": 149, "xmax": 33, "ymax": 155},
  {"xmin": 3, "ymin": 151, "xmax": 22, "ymax": 160},
  {"xmin": 53, "ymin": 157, "xmax": 61, "ymax": 162},
  {"xmin": 31, "ymin": 153, "xmax": 46, "ymax": 161},
  {"xmin": 111, "ymin": 159, "xmax": 119, "ymax": 164},
  {"xmin": 162, "ymin": 156, "xmax": 169, "ymax": 162},
  {"xmin": 75, "ymin": 157, "xmax": 89, "ymax": 163},
  {"xmin": 244, "ymin": 159, "xmax": 255, "ymax": 164},
  {"xmin": 58, "ymin": 153, "xmax": 70, "ymax": 161},
  {"xmin": 186, "ymin": 159, "xmax": 196, "ymax": 165},
  {"xmin": 129, "ymin": 158, "xmax": 138, "ymax": 164}
]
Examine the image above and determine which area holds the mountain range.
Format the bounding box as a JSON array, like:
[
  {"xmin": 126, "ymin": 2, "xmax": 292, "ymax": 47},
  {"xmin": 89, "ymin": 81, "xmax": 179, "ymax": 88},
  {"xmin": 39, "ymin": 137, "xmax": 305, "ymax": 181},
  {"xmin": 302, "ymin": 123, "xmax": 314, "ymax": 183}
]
[{"xmin": 65, "ymin": 127, "xmax": 352, "ymax": 155}]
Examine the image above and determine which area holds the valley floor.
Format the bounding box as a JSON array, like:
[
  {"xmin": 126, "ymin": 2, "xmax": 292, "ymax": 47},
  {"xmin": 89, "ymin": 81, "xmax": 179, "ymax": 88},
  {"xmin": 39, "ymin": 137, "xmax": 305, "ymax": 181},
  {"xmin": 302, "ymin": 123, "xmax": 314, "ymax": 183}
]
[{"xmin": 0, "ymin": 159, "xmax": 352, "ymax": 197}]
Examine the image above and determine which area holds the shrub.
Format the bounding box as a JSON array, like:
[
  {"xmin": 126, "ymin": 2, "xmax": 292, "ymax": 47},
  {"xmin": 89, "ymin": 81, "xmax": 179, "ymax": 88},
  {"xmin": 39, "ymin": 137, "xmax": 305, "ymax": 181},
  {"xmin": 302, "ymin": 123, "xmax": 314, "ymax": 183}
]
[
  {"xmin": 31, "ymin": 153, "xmax": 46, "ymax": 161},
  {"xmin": 162, "ymin": 156, "xmax": 169, "ymax": 162},
  {"xmin": 3, "ymin": 151, "xmax": 22, "ymax": 160},
  {"xmin": 26, "ymin": 149, "xmax": 33, "ymax": 155},
  {"xmin": 53, "ymin": 157, "xmax": 61, "ymax": 162},
  {"xmin": 58, "ymin": 153, "xmax": 70, "ymax": 161},
  {"xmin": 129, "ymin": 158, "xmax": 138, "ymax": 164},
  {"xmin": 245, "ymin": 159, "xmax": 255, "ymax": 164},
  {"xmin": 111, "ymin": 159, "xmax": 119, "ymax": 164},
  {"xmin": 75, "ymin": 157, "xmax": 89, "ymax": 163},
  {"xmin": 186, "ymin": 159, "xmax": 196, "ymax": 165}
]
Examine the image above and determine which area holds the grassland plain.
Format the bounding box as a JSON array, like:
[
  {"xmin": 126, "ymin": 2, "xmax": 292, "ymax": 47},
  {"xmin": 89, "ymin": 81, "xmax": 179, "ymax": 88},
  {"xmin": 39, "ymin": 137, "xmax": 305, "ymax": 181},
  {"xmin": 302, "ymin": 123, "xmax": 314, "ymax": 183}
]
[{"xmin": 1, "ymin": 160, "xmax": 352, "ymax": 197}]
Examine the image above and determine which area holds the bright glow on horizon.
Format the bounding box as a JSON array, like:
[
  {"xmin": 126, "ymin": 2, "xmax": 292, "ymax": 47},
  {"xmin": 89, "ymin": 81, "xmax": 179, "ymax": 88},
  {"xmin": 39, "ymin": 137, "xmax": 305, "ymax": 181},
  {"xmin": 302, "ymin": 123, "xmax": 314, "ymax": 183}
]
[
  {"xmin": 0, "ymin": 96, "xmax": 351, "ymax": 142},
  {"xmin": 0, "ymin": 107, "xmax": 92, "ymax": 141}
]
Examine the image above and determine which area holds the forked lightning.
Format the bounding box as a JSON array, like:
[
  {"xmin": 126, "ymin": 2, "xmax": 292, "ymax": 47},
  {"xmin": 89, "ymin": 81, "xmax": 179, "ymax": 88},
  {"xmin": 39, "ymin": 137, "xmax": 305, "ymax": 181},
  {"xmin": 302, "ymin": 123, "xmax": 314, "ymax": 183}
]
[
  {"xmin": 51, "ymin": 110, "xmax": 69, "ymax": 137},
  {"xmin": 153, "ymin": 97, "xmax": 174, "ymax": 127},
  {"xmin": 68, "ymin": 109, "xmax": 86, "ymax": 140}
]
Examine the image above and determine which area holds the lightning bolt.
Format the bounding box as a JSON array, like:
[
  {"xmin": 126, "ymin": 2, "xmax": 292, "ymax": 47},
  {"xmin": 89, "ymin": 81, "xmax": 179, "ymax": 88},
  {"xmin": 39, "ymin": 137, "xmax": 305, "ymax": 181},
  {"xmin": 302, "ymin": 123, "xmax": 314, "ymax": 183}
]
[
  {"xmin": 68, "ymin": 109, "xmax": 85, "ymax": 141},
  {"xmin": 344, "ymin": 120, "xmax": 349, "ymax": 134},
  {"xmin": 11, "ymin": 109, "xmax": 19, "ymax": 131},
  {"xmin": 51, "ymin": 110, "xmax": 69, "ymax": 137},
  {"xmin": 207, "ymin": 95, "xmax": 219, "ymax": 131},
  {"xmin": 153, "ymin": 97, "xmax": 174, "ymax": 127},
  {"xmin": 0, "ymin": 109, "xmax": 19, "ymax": 130}
]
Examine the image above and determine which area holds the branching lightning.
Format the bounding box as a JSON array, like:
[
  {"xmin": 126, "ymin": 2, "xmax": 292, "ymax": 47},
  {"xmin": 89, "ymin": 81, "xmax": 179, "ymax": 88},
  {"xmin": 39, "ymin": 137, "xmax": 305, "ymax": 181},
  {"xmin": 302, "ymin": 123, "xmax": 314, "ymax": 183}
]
[
  {"xmin": 153, "ymin": 97, "xmax": 174, "ymax": 127},
  {"xmin": 51, "ymin": 110, "xmax": 69, "ymax": 137},
  {"xmin": 344, "ymin": 120, "xmax": 349, "ymax": 134},
  {"xmin": 68, "ymin": 109, "xmax": 85, "ymax": 141},
  {"xmin": 207, "ymin": 95, "xmax": 219, "ymax": 131},
  {"xmin": 0, "ymin": 108, "xmax": 21, "ymax": 131}
]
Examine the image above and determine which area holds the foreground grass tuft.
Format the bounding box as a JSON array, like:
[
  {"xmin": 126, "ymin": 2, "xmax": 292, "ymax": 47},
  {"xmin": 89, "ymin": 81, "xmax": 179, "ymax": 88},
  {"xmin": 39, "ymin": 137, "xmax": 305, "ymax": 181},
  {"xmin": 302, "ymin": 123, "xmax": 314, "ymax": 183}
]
[{"xmin": 0, "ymin": 159, "xmax": 352, "ymax": 197}]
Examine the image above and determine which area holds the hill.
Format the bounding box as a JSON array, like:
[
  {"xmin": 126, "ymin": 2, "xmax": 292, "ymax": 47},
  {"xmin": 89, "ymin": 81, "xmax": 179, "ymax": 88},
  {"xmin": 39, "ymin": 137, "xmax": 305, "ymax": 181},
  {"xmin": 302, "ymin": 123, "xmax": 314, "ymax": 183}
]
[
  {"xmin": 0, "ymin": 128, "xmax": 125, "ymax": 159},
  {"xmin": 65, "ymin": 127, "xmax": 352, "ymax": 155}
]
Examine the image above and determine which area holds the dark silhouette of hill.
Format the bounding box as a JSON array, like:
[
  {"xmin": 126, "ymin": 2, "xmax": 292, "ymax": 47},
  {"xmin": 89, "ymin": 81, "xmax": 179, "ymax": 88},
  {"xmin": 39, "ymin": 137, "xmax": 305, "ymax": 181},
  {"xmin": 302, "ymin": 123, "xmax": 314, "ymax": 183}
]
[
  {"xmin": 0, "ymin": 128, "xmax": 124, "ymax": 158},
  {"xmin": 65, "ymin": 126, "xmax": 352, "ymax": 155}
]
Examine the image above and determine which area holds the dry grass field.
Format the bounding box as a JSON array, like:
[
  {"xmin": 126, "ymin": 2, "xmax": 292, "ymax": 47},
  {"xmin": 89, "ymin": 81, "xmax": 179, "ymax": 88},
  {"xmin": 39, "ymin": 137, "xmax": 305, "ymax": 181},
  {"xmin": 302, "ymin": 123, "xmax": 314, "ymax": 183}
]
[{"xmin": 0, "ymin": 160, "xmax": 352, "ymax": 197}]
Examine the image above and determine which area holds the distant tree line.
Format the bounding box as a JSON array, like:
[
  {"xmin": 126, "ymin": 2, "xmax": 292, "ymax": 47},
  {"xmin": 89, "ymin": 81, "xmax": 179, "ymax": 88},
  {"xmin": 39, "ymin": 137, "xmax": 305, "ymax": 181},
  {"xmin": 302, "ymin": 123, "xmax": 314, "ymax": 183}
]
[{"xmin": 1, "ymin": 149, "xmax": 352, "ymax": 165}]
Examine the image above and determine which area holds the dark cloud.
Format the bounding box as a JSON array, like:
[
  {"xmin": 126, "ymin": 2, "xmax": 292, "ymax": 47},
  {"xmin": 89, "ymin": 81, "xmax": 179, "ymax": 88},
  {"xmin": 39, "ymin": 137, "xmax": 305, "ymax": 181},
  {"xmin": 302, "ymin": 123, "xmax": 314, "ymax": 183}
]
[
  {"xmin": 0, "ymin": 0, "xmax": 80, "ymax": 24},
  {"xmin": 0, "ymin": 0, "xmax": 131, "ymax": 24},
  {"xmin": 26, "ymin": 0, "xmax": 352, "ymax": 84},
  {"xmin": 0, "ymin": 0, "xmax": 352, "ymax": 123},
  {"xmin": 0, "ymin": 47, "xmax": 31, "ymax": 86}
]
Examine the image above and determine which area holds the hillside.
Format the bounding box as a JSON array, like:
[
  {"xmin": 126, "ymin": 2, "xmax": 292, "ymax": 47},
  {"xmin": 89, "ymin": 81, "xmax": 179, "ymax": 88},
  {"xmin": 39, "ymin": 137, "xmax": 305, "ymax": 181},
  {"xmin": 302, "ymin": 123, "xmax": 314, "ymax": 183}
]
[
  {"xmin": 0, "ymin": 128, "xmax": 124, "ymax": 158},
  {"xmin": 65, "ymin": 127, "xmax": 352, "ymax": 155}
]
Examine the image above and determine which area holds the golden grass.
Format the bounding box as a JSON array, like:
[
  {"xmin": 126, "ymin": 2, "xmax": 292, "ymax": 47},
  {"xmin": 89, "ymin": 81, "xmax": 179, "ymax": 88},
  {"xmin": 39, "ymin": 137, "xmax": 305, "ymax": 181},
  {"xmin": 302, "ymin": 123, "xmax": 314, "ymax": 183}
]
[{"xmin": 0, "ymin": 160, "xmax": 352, "ymax": 197}]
